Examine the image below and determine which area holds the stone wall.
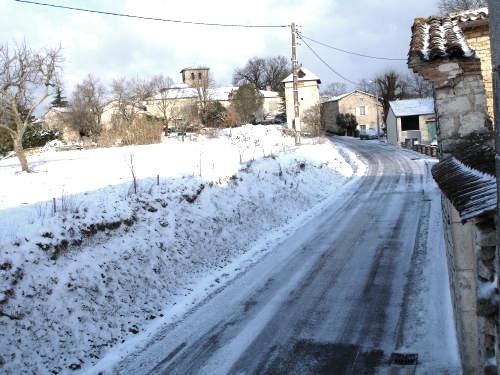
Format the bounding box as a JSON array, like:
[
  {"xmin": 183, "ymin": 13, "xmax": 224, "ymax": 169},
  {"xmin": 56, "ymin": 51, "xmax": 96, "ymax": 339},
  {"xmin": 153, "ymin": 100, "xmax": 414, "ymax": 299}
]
[
  {"xmin": 474, "ymin": 217, "xmax": 498, "ymax": 374},
  {"xmin": 442, "ymin": 197, "xmax": 481, "ymax": 373},
  {"xmin": 463, "ymin": 25, "xmax": 494, "ymax": 121}
]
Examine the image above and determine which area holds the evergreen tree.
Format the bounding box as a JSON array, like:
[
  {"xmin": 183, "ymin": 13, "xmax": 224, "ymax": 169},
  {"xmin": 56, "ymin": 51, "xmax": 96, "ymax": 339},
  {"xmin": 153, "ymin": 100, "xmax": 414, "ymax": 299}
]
[{"xmin": 50, "ymin": 87, "xmax": 68, "ymax": 108}]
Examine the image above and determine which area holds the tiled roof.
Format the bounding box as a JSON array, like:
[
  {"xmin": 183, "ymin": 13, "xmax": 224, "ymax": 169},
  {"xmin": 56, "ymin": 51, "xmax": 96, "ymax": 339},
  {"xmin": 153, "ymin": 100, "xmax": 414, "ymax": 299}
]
[
  {"xmin": 432, "ymin": 143, "xmax": 496, "ymax": 221},
  {"xmin": 408, "ymin": 15, "xmax": 475, "ymax": 64},
  {"xmin": 450, "ymin": 7, "xmax": 488, "ymax": 25}
]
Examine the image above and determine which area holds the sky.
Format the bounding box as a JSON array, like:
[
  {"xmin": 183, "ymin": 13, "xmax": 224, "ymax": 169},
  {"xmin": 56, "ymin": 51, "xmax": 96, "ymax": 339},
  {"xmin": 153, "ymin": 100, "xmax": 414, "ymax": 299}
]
[{"xmin": 1, "ymin": 0, "xmax": 439, "ymax": 102}]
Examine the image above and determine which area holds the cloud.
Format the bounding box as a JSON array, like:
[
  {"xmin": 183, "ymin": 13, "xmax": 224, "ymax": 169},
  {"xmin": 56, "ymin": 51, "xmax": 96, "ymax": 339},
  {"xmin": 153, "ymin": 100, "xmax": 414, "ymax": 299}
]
[{"xmin": 1, "ymin": 0, "xmax": 438, "ymax": 98}]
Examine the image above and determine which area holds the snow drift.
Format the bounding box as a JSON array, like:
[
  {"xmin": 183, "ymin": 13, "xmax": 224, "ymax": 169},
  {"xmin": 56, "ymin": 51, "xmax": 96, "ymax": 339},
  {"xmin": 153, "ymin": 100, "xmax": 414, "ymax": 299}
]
[{"xmin": 0, "ymin": 126, "xmax": 361, "ymax": 374}]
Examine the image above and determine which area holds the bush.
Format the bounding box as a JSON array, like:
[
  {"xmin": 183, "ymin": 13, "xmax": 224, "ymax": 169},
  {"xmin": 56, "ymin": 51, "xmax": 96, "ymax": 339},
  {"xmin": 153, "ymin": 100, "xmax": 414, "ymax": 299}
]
[
  {"xmin": 0, "ymin": 124, "xmax": 59, "ymax": 156},
  {"xmin": 22, "ymin": 125, "xmax": 59, "ymax": 148},
  {"xmin": 97, "ymin": 116, "xmax": 162, "ymax": 147}
]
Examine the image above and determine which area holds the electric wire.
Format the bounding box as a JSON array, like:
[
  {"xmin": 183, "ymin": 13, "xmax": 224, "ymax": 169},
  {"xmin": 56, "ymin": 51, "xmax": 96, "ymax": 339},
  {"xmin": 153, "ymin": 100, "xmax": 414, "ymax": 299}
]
[
  {"xmin": 14, "ymin": 0, "xmax": 289, "ymax": 28},
  {"xmin": 298, "ymin": 35, "xmax": 358, "ymax": 85},
  {"xmin": 298, "ymin": 32, "xmax": 407, "ymax": 61}
]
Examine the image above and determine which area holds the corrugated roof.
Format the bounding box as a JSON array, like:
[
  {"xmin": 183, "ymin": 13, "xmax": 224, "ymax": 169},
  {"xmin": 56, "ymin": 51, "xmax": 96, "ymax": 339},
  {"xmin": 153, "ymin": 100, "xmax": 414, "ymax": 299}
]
[
  {"xmin": 389, "ymin": 98, "xmax": 435, "ymax": 117},
  {"xmin": 432, "ymin": 143, "xmax": 496, "ymax": 221},
  {"xmin": 282, "ymin": 67, "xmax": 321, "ymax": 83},
  {"xmin": 408, "ymin": 15, "xmax": 475, "ymax": 65}
]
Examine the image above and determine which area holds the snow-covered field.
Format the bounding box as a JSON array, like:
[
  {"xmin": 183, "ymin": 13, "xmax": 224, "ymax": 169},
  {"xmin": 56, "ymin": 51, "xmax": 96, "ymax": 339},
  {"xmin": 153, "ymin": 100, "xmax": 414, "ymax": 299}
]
[{"xmin": 0, "ymin": 125, "xmax": 362, "ymax": 374}]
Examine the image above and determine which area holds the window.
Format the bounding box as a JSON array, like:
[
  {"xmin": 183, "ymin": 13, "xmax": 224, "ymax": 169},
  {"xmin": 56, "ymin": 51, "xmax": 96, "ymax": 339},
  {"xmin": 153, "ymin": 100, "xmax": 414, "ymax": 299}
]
[
  {"xmin": 191, "ymin": 72, "xmax": 195, "ymax": 80},
  {"xmin": 198, "ymin": 72, "xmax": 202, "ymax": 79},
  {"xmin": 359, "ymin": 106, "xmax": 366, "ymax": 116},
  {"xmin": 359, "ymin": 125, "xmax": 366, "ymax": 131},
  {"xmin": 401, "ymin": 115, "xmax": 420, "ymax": 131}
]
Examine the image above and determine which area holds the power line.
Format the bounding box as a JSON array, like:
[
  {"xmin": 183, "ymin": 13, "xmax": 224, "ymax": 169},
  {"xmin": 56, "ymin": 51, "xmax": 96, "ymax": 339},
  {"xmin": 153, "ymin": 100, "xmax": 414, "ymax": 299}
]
[
  {"xmin": 14, "ymin": 0, "xmax": 289, "ymax": 28},
  {"xmin": 298, "ymin": 35, "xmax": 358, "ymax": 85},
  {"xmin": 298, "ymin": 32, "xmax": 407, "ymax": 61}
]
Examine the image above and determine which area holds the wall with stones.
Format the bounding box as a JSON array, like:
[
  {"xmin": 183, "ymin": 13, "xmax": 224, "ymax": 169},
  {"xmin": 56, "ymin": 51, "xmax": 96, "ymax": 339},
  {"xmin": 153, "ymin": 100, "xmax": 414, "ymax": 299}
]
[
  {"xmin": 441, "ymin": 197, "xmax": 481, "ymax": 373},
  {"xmin": 463, "ymin": 26, "xmax": 494, "ymax": 121},
  {"xmin": 432, "ymin": 67, "xmax": 492, "ymax": 157},
  {"xmin": 473, "ymin": 217, "xmax": 498, "ymax": 374}
]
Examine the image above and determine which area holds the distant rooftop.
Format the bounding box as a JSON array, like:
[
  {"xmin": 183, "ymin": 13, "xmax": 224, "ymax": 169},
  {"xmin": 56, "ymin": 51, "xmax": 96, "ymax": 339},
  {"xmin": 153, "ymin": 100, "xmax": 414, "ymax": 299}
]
[
  {"xmin": 326, "ymin": 90, "xmax": 378, "ymax": 103},
  {"xmin": 282, "ymin": 67, "xmax": 321, "ymax": 84}
]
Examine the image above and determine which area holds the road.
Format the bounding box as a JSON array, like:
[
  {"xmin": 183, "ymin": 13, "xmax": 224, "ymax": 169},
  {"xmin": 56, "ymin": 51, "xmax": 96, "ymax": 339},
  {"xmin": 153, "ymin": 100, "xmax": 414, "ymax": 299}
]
[{"xmin": 115, "ymin": 137, "xmax": 461, "ymax": 374}]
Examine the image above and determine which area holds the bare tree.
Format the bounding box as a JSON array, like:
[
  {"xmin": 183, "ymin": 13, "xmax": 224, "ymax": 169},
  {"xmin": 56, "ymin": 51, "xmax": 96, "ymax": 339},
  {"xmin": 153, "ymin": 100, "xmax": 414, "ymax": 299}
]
[
  {"xmin": 263, "ymin": 56, "xmax": 291, "ymax": 91},
  {"xmin": 356, "ymin": 78, "xmax": 377, "ymax": 95},
  {"xmin": 150, "ymin": 74, "xmax": 179, "ymax": 132},
  {"xmin": 0, "ymin": 42, "xmax": 61, "ymax": 172},
  {"xmin": 439, "ymin": 0, "xmax": 487, "ymax": 13},
  {"xmin": 111, "ymin": 77, "xmax": 153, "ymax": 123},
  {"xmin": 302, "ymin": 103, "xmax": 323, "ymax": 139},
  {"xmin": 69, "ymin": 74, "xmax": 107, "ymax": 137},
  {"xmin": 233, "ymin": 56, "xmax": 291, "ymax": 91},
  {"xmin": 192, "ymin": 72, "xmax": 215, "ymax": 126},
  {"xmin": 321, "ymin": 82, "xmax": 349, "ymax": 97},
  {"xmin": 373, "ymin": 69, "xmax": 408, "ymax": 122},
  {"xmin": 405, "ymin": 71, "xmax": 434, "ymax": 98},
  {"xmin": 233, "ymin": 57, "xmax": 266, "ymax": 89}
]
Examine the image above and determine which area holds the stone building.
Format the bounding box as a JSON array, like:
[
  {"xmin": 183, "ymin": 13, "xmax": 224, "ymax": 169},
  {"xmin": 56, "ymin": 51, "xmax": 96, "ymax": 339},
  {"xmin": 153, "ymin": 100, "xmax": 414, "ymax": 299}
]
[
  {"xmin": 146, "ymin": 68, "xmax": 283, "ymax": 128},
  {"xmin": 180, "ymin": 67, "xmax": 210, "ymax": 87},
  {"xmin": 451, "ymin": 8, "xmax": 493, "ymax": 119},
  {"xmin": 408, "ymin": 8, "xmax": 497, "ymax": 374},
  {"xmin": 386, "ymin": 98, "xmax": 436, "ymax": 146},
  {"xmin": 282, "ymin": 67, "xmax": 321, "ymax": 130},
  {"xmin": 322, "ymin": 90, "xmax": 383, "ymax": 135}
]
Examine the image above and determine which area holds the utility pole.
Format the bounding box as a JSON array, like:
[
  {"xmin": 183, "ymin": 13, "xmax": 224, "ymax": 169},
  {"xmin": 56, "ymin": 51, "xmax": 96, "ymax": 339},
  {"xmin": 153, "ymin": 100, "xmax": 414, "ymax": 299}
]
[
  {"xmin": 291, "ymin": 22, "xmax": 301, "ymax": 145},
  {"xmin": 487, "ymin": 0, "xmax": 500, "ymax": 367},
  {"xmin": 376, "ymin": 91, "xmax": 380, "ymax": 140}
]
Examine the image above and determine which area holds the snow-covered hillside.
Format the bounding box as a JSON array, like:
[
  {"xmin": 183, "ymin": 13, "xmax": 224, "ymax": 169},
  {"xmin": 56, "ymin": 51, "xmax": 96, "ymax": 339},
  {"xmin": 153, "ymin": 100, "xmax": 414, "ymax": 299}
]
[{"xmin": 0, "ymin": 126, "xmax": 363, "ymax": 374}]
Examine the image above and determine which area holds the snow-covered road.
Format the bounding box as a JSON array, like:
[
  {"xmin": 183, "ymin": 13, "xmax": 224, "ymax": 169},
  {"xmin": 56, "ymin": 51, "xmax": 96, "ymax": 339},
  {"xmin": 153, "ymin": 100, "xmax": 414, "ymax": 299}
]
[{"xmin": 111, "ymin": 137, "xmax": 461, "ymax": 374}]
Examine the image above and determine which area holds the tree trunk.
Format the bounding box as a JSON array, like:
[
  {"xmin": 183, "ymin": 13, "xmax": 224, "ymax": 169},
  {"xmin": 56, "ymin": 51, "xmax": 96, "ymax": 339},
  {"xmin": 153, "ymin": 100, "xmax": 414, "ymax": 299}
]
[{"xmin": 13, "ymin": 138, "xmax": 29, "ymax": 172}]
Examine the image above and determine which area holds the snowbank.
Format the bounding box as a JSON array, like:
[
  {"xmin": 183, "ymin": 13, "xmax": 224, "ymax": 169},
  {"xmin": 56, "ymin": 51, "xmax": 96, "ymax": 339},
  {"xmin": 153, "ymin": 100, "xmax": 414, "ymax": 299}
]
[{"xmin": 0, "ymin": 126, "xmax": 362, "ymax": 374}]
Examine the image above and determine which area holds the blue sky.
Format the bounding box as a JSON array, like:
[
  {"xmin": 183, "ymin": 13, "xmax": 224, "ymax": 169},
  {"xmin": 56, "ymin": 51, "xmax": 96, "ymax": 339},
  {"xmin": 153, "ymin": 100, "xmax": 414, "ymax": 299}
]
[{"xmin": 1, "ymin": 0, "xmax": 438, "ymax": 99}]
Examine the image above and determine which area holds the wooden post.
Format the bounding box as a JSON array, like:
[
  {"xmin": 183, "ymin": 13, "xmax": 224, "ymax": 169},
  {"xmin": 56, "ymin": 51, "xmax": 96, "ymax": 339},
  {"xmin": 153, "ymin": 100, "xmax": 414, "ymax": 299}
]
[
  {"xmin": 487, "ymin": 0, "xmax": 500, "ymax": 367},
  {"xmin": 157, "ymin": 174, "xmax": 159, "ymax": 186},
  {"xmin": 52, "ymin": 197, "xmax": 56, "ymax": 214}
]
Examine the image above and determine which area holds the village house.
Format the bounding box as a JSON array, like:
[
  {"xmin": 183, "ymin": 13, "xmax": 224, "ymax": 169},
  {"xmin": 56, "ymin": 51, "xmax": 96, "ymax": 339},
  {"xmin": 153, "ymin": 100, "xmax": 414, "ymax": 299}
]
[
  {"xmin": 386, "ymin": 98, "xmax": 435, "ymax": 146},
  {"xmin": 321, "ymin": 90, "xmax": 383, "ymax": 135},
  {"xmin": 146, "ymin": 67, "xmax": 283, "ymax": 129},
  {"xmin": 282, "ymin": 67, "xmax": 321, "ymax": 131},
  {"xmin": 408, "ymin": 8, "xmax": 497, "ymax": 374}
]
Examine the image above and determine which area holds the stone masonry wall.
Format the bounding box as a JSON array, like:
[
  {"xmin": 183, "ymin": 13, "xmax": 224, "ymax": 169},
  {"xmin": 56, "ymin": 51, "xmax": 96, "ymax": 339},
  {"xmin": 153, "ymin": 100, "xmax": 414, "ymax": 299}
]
[
  {"xmin": 474, "ymin": 216, "xmax": 498, "ymax": 374},
  {"xmin": 463, "ymin": 26, "xmax": 494, "ymax": 121},
  {"xmin": 442, "ymin": 197, "xmax": 481, "ymax": 373}
]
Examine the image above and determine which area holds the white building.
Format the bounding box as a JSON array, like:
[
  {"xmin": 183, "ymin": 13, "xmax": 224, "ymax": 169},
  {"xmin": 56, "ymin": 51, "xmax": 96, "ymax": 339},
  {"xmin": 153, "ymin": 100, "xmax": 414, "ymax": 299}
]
[{"xmin": 282, "ymin": 67, "xmax": 321, "ymax": 130}]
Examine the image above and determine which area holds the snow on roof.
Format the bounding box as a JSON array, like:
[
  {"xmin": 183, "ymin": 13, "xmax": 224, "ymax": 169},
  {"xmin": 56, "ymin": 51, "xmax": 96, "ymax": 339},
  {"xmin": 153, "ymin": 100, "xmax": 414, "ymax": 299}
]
[
  {"xmin": 150, "ymin": 86, "xmax": 280, "ymax": 101},
  {"xmin": 408, "ymin": 8, "xmax": 485, "ymax": 65},
  {"xmin": 282, "ymin": 67, "xmax": 321, "ymax": 83},
  {"xmin": 327, "ymin": 90, "xmax": 377, "ymax": 103},
  {"xmin": 432, "ymin": 143, "xmax": 496, "ymax": 221},
  {"xmin": 450, "ymin": 7, "xmax": 488, "ymax": 24},
  {"xmin": 389, "ymin": 98, "xmax": 434, "ymax": 117}
]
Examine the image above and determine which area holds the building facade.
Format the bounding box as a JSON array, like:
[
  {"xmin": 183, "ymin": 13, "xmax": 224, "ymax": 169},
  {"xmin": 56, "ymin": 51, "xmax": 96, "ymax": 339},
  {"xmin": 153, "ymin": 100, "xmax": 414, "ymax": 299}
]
[
  {"xmin": 322, "ymin": 90, "xmax": 383, "ymax": 134},
  {"xmin": 282, "ymin": 67, "xmax": 321, "ymax": 131}
]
